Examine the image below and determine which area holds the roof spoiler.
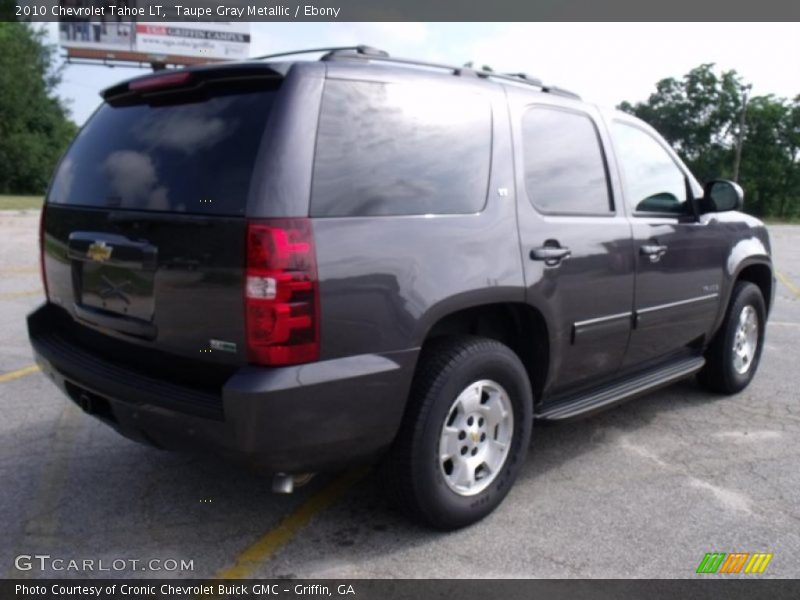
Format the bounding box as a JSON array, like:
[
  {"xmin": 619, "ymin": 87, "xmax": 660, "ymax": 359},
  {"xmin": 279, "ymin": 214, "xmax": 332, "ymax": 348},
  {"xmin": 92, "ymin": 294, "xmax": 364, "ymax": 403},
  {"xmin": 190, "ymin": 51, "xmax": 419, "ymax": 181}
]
[{"xmin": 102, "ymin": 64, "xmax": 285, "ymax": 104}]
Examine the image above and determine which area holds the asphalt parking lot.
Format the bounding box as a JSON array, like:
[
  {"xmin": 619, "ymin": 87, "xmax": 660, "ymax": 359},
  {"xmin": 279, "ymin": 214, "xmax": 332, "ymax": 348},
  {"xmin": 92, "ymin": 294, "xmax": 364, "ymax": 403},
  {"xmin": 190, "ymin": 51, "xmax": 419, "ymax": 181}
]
[{"xmin": 1, "ymin": 210, "xmax": 799, "ymax": 579}]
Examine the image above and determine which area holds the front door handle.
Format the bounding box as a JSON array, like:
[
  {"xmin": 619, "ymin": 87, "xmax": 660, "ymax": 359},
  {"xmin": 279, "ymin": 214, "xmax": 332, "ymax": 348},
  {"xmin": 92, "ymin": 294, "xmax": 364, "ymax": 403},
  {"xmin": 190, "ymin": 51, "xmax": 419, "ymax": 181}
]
[
  {"xmin": 530, "ymin": 245, "xmax": 571, "ymax": 266},
  {"xmin": 640, "ymin": 244, "xmax": 668, "ymax": 263}
]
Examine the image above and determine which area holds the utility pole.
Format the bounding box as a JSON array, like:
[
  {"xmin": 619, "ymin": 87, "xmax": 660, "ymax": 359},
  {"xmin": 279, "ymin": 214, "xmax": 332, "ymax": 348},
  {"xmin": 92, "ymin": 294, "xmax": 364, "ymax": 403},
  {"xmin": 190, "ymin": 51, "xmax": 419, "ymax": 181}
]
[{"xmin": 732, "ymin": 84, "xmax": 752, "ymax": 183}]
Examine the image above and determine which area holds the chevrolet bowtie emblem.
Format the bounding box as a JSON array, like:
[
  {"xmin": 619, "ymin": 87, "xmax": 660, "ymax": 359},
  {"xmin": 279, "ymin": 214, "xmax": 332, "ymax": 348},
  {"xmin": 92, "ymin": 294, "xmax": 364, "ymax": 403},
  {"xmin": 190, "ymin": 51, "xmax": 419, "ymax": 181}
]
[
  {"xmin": 87, "ymin": 241, "xmax": 113, "ymax": 263},
  {"xmin": 470, "ymin": 432, "xmax": 480, "ymax": 444}
]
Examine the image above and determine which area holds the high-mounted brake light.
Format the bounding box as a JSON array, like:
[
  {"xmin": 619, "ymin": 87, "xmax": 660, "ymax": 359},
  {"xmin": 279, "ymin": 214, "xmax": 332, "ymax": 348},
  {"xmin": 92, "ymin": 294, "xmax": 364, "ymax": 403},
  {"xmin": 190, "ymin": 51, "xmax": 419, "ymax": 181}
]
[
  {"xmin": 129, "ymin": 71, "xmax": 193, "ymax": 92},
  {"xmin": 245, "ymin": 219, "xmax": 320, "ymax": 366},
  {"xmin": 39, "ymin": 204, "xmax": 49, "ymax": 299}
]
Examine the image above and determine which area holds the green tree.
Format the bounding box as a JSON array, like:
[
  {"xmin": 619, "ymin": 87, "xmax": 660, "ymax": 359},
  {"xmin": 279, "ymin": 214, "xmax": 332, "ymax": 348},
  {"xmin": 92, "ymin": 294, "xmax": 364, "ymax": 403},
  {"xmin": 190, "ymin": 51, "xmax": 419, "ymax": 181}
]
[
  {"xmin": 618, "ymin": 64, "xmax": 745, "ymax": 183},
  {"xmin": 0, "ymin": 22, "xmax": 77, "ymax": 194},
  {"xmin": 738, "ymin": 96, "xmax": 796, "ymax": 217},
  {"xmin": 620, "ymin": 64, "xmax": 800, "ymax": 218}
]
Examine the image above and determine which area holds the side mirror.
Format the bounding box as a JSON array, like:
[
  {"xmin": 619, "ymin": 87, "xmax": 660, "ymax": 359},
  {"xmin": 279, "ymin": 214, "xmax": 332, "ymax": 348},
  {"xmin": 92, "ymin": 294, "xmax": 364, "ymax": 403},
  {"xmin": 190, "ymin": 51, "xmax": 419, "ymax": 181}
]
[{"xmin": 703, "ymin": 179, "xmax": 744, "ymax": 213}]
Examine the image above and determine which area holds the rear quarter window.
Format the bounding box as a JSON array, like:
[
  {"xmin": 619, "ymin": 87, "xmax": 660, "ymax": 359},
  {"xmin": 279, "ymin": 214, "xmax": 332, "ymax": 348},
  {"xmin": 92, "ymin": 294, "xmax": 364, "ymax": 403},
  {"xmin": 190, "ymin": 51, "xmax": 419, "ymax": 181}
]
[
  {"xmin": 311, "ymin": 79, "xmax": 492, "ymax": 217},
  {"xmin": 48, "ymin": 86, "xmax": 277, "ymax": 216}
]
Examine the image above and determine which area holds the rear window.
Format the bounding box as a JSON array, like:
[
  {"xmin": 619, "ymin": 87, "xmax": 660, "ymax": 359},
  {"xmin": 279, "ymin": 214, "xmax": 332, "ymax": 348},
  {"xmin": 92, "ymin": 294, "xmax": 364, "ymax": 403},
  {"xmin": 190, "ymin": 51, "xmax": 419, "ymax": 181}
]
[
  {"xmin": 311, "ymin": 79, "xmax": 492, "ymax": 217},
  {"xmin": 48, "ymin": 86, "xmax": 277, "ymax": 216}
]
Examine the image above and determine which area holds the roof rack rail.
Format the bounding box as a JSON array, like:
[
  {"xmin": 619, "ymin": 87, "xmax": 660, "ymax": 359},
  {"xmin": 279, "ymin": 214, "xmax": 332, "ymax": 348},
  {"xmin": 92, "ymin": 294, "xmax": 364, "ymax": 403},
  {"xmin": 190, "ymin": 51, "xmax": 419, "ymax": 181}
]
[
  {"xmin": 251, "ymin": 45, "xmax": 388, "ymax": 62},
  {"xmin": 322, "ymin": 50, "xmax": 468, "ymax": 74},
  {"xmin": 321, "ymin": 47, "xmax": 581, "ymax": 100},
  {"xmin": 489, "ymin": 72, "xmax": 581, "ymax": 100},
  {"xmin": 541, "ymin": 85, "xmax": 582, "ymax": 100},
  {"xmin": 321, "ymin": 46, "xmax": 390, "ymax": 60},
  {"xmin": 502, "ymin": 72, "xmax": 544, "ymax": 87}
]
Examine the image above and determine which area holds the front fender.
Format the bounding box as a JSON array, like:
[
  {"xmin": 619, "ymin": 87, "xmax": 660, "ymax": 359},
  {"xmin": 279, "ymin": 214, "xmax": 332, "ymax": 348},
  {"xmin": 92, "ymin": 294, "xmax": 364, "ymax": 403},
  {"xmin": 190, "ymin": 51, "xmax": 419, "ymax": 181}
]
[{"xmin": 712, "ymin": 234, "xmax": 773, "ymax": 336}]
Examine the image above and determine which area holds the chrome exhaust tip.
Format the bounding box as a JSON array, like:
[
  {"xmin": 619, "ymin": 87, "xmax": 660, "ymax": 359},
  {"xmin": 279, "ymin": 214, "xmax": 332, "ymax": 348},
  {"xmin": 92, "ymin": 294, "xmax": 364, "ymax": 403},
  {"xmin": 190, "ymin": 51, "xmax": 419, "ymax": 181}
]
[
  {"xmin": 271, "ymin": 472, "xmax": 316, "ymax": 494},
  {"xmin": 272, "ymin": 472, "xmax": 294, "ymax": 494}
]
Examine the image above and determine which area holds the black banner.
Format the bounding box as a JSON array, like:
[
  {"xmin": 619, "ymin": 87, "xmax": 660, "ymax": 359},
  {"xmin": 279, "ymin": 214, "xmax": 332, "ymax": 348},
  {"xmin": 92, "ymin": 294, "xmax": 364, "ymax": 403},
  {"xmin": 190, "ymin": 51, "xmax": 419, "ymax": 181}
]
[
  {"xmin": 9, "ymin": 0, "xmax": 800, "ymax": 22},
  {"xmin": 4, "ymin": 579, "xmax": 800, "ymax": 600}
]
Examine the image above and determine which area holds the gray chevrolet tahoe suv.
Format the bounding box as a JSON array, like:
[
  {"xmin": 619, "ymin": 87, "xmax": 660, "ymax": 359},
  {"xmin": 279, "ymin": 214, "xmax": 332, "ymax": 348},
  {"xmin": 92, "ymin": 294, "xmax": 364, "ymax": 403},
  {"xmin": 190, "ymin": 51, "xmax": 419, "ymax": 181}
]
[{"xmin": 28, "ymin": 46, "xmax": 774, "ymax": 529}]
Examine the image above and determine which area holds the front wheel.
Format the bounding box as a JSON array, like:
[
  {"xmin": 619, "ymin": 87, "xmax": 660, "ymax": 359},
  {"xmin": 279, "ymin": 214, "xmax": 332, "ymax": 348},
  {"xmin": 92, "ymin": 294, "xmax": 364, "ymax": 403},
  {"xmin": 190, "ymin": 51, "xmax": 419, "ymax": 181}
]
[
  {"xmin": 699, "ymin": 281, "xmax": 766, "ymax": 394},
  {"xmin": 382, "ymin": 336, "xmax": 533, "ymax": 530}
]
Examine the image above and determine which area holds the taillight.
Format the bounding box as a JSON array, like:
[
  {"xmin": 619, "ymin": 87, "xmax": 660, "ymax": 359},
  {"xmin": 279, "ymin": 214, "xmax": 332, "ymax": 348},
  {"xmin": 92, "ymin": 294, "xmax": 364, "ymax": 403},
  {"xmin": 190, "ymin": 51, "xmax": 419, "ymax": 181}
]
[
  {"xmin": 39, "ymin": 204, "xmax": 49, "ymax": 299},
  {"xmin": 245, "ymin": 219, "xmax": 320, "ymax": 366}
]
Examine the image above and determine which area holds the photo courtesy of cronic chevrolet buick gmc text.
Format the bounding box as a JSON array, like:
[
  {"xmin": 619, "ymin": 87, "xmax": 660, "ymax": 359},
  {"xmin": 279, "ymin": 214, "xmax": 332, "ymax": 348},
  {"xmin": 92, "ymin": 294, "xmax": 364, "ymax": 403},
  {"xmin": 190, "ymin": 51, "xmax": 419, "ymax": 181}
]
[{"xmin": 28, "ymin": 46, "xmax": 774, "ymax": 529}]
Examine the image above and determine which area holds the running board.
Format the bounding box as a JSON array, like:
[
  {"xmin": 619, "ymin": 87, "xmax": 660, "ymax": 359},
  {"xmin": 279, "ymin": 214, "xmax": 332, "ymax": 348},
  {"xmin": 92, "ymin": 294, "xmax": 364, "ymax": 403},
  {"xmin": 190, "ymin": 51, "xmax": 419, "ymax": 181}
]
[{"xmin": 535, "ymin": 356, "xmax": 705, "ymax": 420}]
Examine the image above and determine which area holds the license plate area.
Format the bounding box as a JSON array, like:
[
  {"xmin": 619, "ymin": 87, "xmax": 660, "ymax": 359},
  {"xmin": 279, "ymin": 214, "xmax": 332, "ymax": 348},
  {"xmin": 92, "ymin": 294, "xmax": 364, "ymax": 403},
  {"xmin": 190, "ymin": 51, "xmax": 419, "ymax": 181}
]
[
  {"xmin": 79, "ymin": 262, "xmax": 155, "ymax": 320},
  {"xmin": 67, "ymin": 232, "xmax": 158, "ymax": 324}
]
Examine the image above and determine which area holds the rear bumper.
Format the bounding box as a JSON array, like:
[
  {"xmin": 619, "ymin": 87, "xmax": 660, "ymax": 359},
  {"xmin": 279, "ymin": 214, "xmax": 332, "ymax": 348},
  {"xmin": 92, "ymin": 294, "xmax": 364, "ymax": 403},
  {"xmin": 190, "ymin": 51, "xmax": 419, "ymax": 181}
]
[{"xmin": 28, "ymin": 304, "xmax": 418, "ymax": 473}]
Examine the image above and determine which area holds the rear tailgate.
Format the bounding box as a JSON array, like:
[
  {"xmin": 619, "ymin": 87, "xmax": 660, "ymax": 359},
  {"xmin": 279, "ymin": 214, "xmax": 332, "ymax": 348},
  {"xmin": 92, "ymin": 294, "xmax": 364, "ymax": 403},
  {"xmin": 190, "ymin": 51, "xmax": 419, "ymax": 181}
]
[
  {"xmin": 44, "ymin": 206, "xmax": 247, "ymax": 366},
  {"xmin": 42, "ymin": 68, "xmax": 281, "ymax": 370}
]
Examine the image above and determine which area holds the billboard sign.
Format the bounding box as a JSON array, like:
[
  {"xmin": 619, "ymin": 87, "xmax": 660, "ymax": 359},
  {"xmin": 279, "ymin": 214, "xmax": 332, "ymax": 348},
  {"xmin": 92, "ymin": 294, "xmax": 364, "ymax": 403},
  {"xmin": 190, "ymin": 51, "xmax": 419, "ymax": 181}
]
[
  {"xmin": 58, "ymin": 1, "xmax": 250, "ymax": 65},
  {"xmin": 134, "ymin": 23, "xmax": 251, "ymax": 61}
]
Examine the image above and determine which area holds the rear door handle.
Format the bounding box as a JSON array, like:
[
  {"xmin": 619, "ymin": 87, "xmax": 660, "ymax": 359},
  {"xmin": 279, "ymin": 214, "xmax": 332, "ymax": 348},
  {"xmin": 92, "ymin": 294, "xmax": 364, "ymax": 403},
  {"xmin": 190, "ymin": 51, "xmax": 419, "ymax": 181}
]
[
  {"xmin": 530, "ymin": 245, "xmax": 571, "ymax": 265},
  {"xmin": 640, "ymin": 244, "xmax": 668, "ymax": 262}
]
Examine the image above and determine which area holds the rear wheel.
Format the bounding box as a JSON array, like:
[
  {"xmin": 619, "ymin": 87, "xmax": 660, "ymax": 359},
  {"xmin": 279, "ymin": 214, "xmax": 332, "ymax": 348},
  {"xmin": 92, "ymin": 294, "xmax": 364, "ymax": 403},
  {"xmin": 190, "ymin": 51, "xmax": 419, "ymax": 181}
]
[
  {"xmin": 382, "ymin": 336, "xmax": 533, "ymax": 530},
  {"xmin": 699, "ymin": 281, "xmax": 766, "ymax": 394}
]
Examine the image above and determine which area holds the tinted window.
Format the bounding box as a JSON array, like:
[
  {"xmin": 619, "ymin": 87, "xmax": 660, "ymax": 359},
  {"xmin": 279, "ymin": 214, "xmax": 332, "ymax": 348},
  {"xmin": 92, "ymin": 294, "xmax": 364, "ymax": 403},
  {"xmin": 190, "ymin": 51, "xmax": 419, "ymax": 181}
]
[
  {"xmin": 49, "ymin": 88, "xmax": 276, "ymax": 215},
  {"xmin": 611, "ymin": 122, "xmax": 688, "ymax": 215},
  {"xmin": 311, "ymin": 80, "xmax": 491, "ymax": 217},
  {"xmin": 521, "ymin": 108, "xmax": 611, "ymax": 214}
]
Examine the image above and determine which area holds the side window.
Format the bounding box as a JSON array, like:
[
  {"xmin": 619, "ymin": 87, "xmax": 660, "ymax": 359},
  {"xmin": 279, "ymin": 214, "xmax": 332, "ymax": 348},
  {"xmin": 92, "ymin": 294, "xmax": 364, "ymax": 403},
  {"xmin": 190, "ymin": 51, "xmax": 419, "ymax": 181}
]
[
  {"xmin": 521, "ymin": 107, "xmax": 612, "ymax": 215},
  {"xmin": 611, "ymin": 122, "xmax": 688, "ymax": 215},
  {"xmin": 311, "ymin": 80, "xmax": 492, "ymax": 217}
]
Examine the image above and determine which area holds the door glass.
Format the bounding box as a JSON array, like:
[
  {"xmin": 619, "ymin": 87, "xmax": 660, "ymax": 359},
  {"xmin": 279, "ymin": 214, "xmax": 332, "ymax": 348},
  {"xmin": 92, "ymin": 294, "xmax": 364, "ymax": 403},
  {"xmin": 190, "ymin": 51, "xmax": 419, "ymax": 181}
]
[
  {"xmin": 521, "ymin": 107, "xmax": 612, "ymax": 214},
  {"xmin": 611, "ymin": 122, "xmax": 688, "ymax": 215}
]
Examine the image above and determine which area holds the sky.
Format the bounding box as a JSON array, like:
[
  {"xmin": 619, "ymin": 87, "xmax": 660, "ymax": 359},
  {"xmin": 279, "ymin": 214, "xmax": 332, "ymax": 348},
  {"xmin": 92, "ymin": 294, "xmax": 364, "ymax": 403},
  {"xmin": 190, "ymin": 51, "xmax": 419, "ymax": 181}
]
[{"xmin": 45, "ymin": 22, "xmax": 800, "ymax": 126}]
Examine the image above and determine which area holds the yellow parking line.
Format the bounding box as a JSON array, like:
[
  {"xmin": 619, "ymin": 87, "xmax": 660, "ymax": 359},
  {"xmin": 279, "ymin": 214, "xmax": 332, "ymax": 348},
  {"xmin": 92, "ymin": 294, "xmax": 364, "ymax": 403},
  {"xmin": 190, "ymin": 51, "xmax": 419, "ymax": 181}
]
[
  {"xmin": 213, "ymin": 468, "xmax": 368, "ymax": 580},
  {"xmin": 0, "ymin": 289, "xmax": 41, "ymax": 300},
  {"xmin": 0, "ymin": 266, "xmax": 38, "ymax": 274},
  {"xmin": 776, "ymin": 270, "xmax": 800, "ymax": 298},
  {"xmin": 0, "ymin": 365, "xmax": 40, "ymax": 383}
]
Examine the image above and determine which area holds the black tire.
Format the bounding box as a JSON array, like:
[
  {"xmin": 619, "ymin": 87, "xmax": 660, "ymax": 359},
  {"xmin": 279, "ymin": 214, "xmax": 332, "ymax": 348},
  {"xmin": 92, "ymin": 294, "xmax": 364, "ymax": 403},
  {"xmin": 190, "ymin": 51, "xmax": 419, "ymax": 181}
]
[
  {"xmin": 382, "ymin": 336, "xmax": 533, "ymax": 530},
  {"xmin": 698, "ymin": 281, "xmax": 766, "ymax": 394}
]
